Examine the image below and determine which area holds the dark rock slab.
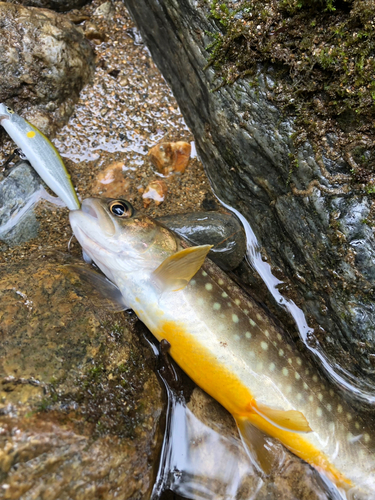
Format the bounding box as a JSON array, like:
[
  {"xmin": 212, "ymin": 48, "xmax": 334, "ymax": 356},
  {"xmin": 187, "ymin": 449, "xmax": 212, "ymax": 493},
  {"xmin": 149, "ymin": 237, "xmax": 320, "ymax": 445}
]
[
  {"xmin": 0, "ymin": 252, "xmax": 164, "ymax": 499},
  {"xmin": 123, "ymin": 0, "xmax": 375, "ymax": 394},
  {"xmin": 0, "ymin": 2, "xmax": 95, "ymax": 135}
]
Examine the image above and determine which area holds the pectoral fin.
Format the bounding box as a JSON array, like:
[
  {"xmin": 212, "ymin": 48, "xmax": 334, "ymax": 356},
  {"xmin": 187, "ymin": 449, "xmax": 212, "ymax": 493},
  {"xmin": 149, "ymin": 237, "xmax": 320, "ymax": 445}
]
[
  {"xmin": 255, "ymin": 403, "xmax": 312, "ymax": 433},
  {"xmin": 64, "ymin": 264, "xmax": 130, "ymax": 312},
  {"xmin": 152, "ymin": 245, "xmax": 213, "ymax": 293}
]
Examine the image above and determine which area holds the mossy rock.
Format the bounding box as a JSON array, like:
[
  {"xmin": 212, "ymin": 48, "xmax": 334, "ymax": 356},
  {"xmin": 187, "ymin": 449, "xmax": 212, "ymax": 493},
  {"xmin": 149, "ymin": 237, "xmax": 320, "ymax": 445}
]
[{"xmin": 0, "ymin": 252, "xmax": 164, "ymax": 499}]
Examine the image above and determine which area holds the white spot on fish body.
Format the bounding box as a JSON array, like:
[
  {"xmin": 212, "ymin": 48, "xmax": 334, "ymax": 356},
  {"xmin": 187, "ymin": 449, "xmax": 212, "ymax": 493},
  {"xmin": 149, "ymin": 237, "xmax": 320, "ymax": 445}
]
[
  {"xmin": 282, "ymin": 367, "xmax": 288, "ymax": 377},
  {"xmin": 318, "ymin": 393, "xmax": 323, "ymax": 402},
  {"xmin": 264, "ymin": 330, "xmax": 270, "ymax": 337},
  {"xmin": 244, "ymin": 309, "xmax": 249, "ymax": 314},
  {"xmin": 190, "ymin": 279, "xmax": 196, "ymax": 286},
  {"xmin": 329, "ymin": 422, "xmax": 335, "ymax": 432},
  {"xmin": 277, "ymin": 333, "xmax": 282, "ymax": 341},
  {"xmin": 364, "ymin": 433, "xmax": 371, "ymax": 443},
  {"xmin": 288, "ymin": 358, "xmax": 292, "ymax": 365},
  {"xmin": 309, "ymin": 395, "xmax": 314, "ymax": 402},
  {"xmin": 249, "ymin": 319, "xmax": 256, "ymax": 327},
  {"xmin": 316, "ymin": 408, "xmax": 323, "ymax": 417},
  {"xmin": 303, "ymin": 382, "xmax": 308, "ymax": 390},
  {"xmin": 347, "ymin": 413, "xmax": 352, "ymax": 422},
  {"xmin": 213, "ymin": 303, "xmax": 221, "ymax": 310},
  {"xmin": 326, "ymin": 404, "xmax": 332, "ymax": 411},
  {"xmin": 235, "ymin": 299, "xmax": 240, "ymax": 306},
  {"xmin": 222, "ymin": 292, "xmax": 228, "ymax": 298},
  {"xmin": 202, "ymin": 271, "xmax": 207, "ymax": 277},
  {"xmin": 234, "ymin": 334, "xmax": 241, "ymax": 341},
  {"xmin": 261, "ymin": 341, "xmax": 268, "ymax": 351},
  {"xmin": 227, "ymin": 302, "xmax": 232, "ymax": 307},
  {"xmin": 245, "ymin": 332, "xmax": 251, "ymax": 339},
  {"xmin": 312, "ymin": 375, "xmax": 318, "ymax": 382},
  {"xmin": 269, "ymin": 363, "xmax": 275, "ymax": 371},
  {"xmin": 218, "ymin": 278, "xmax": 224, "ymax": 285},
  {"xmin": 337, "ymin": 405, "xmax": 343, "ymax": 413},
  {"xmin": 205, "ymin": 283, "xmax": 213, "ymax": 291},
  {"xmin": 197, "ymin": 298, "xmax": 204, "ymax": 306},
  {"xmin": 279, "ymin": 349, "xmax": 284, "ymax": 357},
  {"xmin": 355, "ymin": 422, "xmax": 360, "ymax": 430},
  {"xmin": 256, "ymin": 313, "xmax": 262, "ymax": 321},
  {"xmin": 296, "ymin": 358, "xmax": 302, "ymax": 366},
  {"xmin": 232, "ymin": 314, "xmax": 239, "ymax": 323},
  {"xmin": 295, "ymin": 372, "xmax": 300, "ymax": 380}
]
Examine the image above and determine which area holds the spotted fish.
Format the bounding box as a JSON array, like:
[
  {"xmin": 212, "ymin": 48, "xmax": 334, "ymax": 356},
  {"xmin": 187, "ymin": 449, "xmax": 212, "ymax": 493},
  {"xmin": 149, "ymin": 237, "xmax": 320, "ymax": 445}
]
[
  {"xmin": 69, "ymin": 197, "xmax": 375, "ymax": 497},
  {"xmin": 0, "ymin": 103, "xmax": 80, "ymax": 210}
]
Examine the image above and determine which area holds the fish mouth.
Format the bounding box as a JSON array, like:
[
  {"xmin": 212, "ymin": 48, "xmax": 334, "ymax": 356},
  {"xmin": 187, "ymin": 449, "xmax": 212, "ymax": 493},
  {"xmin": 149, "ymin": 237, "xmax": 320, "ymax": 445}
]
[
  {"xmin": 78, "ymin": 198, "xmax": 116, "ymax": 237},
  {"xmin": 81, "ymin": 199, "xmax": 99, "ymax": 220}
]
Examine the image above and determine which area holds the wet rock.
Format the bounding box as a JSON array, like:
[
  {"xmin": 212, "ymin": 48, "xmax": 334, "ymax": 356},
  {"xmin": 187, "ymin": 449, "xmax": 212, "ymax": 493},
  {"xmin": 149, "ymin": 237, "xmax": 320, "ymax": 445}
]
[
  {"xmin": 123, "ymin": 0, "xmax": 375, "ymax": 392},
  {"xmin": 0, "ymin": 3, "xmax": 95, "ymax": 135},
  {"xmin": 0, "ymin": 252, "xmax": 164, "ymax": 499},
  {"xmin": 148, "ymin": 141, "xmax": 191, "ymax": 176},
  {"xmin": 158, "ymin": 210, "xmax": 246, "ymax": 271},
  {"xmin": 93, "ymin": 1, "xmax": 114, "ymax": 19},
  {"xmin": 92, "ymin": 161, "xmax": 131, "ymax": 198},
  {"xmin": 142, "ymin": 180, "xmax": 167, "ymax": 208},
  {"xmin": 0, "ymin": 161, "xmax": 42, "ymax": 247}
]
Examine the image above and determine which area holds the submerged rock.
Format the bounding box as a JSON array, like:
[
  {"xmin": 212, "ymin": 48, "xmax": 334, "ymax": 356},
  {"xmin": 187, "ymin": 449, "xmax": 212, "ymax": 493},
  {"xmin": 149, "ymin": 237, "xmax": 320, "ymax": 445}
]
[
  {"xmin": 158, "ymin": 210, "xmax": 246, "ymax": 271},
  {"xmin": 0, "ymin": 161, "xmax": 42, "ymax": 247},
  {"xmin": 0, "ymin": 252, "xmax": 164, "ymax": 499},
  {"xmin": 0, "ymin": 3, "xmax": 95, "ymax": 135},
  {"xmin": 123, "ymin": 0, "xmax": 375, "ymax": 393}
]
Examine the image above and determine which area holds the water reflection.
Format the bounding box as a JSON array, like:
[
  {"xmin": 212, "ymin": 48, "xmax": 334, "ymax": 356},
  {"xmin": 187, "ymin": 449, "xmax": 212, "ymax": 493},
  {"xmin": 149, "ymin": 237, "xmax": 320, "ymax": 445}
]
[{"xmin": 151, "ymin": 362, "xmax": 263, "ymax": 500}]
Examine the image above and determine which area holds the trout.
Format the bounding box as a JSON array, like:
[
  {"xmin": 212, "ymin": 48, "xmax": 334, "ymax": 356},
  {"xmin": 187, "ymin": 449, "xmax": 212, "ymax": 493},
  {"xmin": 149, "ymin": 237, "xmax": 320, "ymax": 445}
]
[{"xmin": 69, "ymin": 197, "xmax": 375, "ymax": 497}]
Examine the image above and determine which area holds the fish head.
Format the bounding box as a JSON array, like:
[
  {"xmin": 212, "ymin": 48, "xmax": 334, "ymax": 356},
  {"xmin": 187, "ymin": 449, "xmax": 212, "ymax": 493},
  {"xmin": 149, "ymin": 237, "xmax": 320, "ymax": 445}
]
[
  {"xmin": 69, "ymin": 197, "xmax": 180, "ymax": 284},
  {"xmin": 0, "ymin": 103, "xmax": 16, "ymax": 122}
]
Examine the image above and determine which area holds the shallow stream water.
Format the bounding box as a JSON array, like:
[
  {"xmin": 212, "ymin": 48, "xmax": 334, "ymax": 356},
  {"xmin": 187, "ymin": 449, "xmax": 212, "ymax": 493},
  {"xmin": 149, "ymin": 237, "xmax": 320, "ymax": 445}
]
[{"xmin": 0, "ymin": 1, "xmax": 373, "ymax": 499}]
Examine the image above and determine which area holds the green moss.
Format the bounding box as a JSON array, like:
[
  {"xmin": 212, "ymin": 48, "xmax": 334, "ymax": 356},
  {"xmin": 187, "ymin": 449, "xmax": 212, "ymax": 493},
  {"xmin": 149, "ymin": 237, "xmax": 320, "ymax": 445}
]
[{"xmin": 205, "ymin": 0, "xmax": 375, "ymax": 164}]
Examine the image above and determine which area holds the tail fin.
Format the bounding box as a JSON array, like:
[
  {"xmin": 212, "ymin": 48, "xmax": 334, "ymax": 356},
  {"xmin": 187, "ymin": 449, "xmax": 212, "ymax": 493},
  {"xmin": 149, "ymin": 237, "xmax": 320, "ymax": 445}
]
[{"xmin": 235, "ymin": 416, "xmax": 285, "ymax": 476}]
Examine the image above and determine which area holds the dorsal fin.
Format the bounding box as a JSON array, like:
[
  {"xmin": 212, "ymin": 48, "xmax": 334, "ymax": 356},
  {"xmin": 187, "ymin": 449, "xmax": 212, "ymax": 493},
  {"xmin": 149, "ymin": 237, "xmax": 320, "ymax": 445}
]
[{"xmin": 151, "ymin": 245, "xmax": 213, "ymax": 293}]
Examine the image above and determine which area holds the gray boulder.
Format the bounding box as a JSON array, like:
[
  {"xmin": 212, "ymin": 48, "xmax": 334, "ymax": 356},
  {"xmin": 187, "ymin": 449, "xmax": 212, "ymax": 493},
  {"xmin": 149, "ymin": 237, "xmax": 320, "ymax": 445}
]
[
  {"xmin": 0, "ymin": 2, "xmax": 95, "ymax": 135},
  {"xmin": 0, "ymin": 161, "xmax": 42, "ymax": 247}
]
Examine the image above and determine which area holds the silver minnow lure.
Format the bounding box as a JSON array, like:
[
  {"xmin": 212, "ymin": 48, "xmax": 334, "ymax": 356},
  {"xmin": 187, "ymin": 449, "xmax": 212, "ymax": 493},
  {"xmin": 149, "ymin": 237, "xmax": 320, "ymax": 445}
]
[
  {"xmin": 69, "ymin": 197, "xmax": 375, "ymax": 498},
  {"xmin": 0, "ymin": 103, "xmax": 80, "ymax": 210}
]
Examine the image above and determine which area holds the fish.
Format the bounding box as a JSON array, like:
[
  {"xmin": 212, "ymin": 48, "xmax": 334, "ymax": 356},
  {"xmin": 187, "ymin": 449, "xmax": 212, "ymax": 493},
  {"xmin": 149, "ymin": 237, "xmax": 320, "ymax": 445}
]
[
  {"xmin": 69, "ymin": 197, "xmax": 375, "ymax": 498},
  {"xmin": 0, "ymin": 103, "xmax": 80, "ymax": 210}
]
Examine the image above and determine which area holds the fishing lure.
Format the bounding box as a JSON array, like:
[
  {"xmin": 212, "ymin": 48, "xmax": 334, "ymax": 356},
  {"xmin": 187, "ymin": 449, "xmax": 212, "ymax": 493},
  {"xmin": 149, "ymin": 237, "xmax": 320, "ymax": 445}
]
[{"xmin": 0, "ymin": 104, "xmax": 80, "ymax": 210}]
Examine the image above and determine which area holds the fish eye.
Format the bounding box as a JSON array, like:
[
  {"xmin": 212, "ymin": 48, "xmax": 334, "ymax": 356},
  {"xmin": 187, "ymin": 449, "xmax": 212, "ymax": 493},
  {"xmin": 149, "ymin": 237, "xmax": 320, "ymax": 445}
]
[
  {"xmin": 108, "ymin": 199, "xmax": 134, "ymax": 218},
  {"xmin": 6, "ymin": 107, "xmax": 14, "ymax": 114}
]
